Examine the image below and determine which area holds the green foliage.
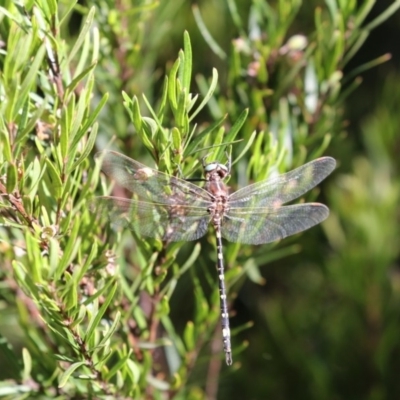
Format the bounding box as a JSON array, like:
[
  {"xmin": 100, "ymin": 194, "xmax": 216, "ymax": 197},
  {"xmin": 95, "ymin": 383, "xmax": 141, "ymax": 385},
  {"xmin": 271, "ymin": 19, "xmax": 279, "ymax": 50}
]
[{"xmin": 0, "ymin": 0, "xmax": 399, "ymax": 399}]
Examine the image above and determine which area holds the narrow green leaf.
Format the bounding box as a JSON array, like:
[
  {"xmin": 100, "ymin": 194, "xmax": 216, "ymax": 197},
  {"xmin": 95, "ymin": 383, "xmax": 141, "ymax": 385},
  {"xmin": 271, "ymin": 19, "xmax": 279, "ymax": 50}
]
[
  {"xmin": 176, "ymin": 89, "xmax": 187, "ymax": 132},
  {"xmin": 214, "ymin": 108, "xmax": 248, "ymax": 161},
  {"xmin": 70, "ymin": 123, "xmax": 98, "ymax": 172},
  {"xmin": 182, "ymin": 31, "xmax": 192, "ymax": 92},
  {"xmin": 243, "ymin": 258, "xmax": 265, "ymax": 285},
  {"xmin": 85, "ymin": 282, "xmax": 118, "ymax": 343},
  {"xmin": 192, "ymin": 5, "xmax": 226, "ymax": 59},
  {"xmin": 15, "ymin": 45, "xmax": 46, "ymax": 115},
  {"xmin": 126, "ymin": 359, "xmax": 141, "ymax": 385},
  {"xmin": 16, "ymin": 98, "xmax": 29, "ymax": 141},
  {"xmin": 343, "ymin": 54, "xmax": 391, "ymax": 84},
  {"xmin": 65, "ymin": 6, "xmax": 95, "ymax": 66},
  {"xmin": 25, "ymin": 231, "xmax": 43, "ymax": 283},
  {"xmin": 69, "ymin": 91, "xmax": 87, "ymax": 147},
  {"xmin": 161, "ymin": 315, "xmax": 186, "ymax": 356},
  {"xmin": 157, "ymin": 296, "xmax": 170, "ymax": 317},
  {"xmin": 26, "ymin": 156, "xmax": 46, "ymax": 198},
  {"xmin": 64, "ymin": 277, "xmax": 78, "ymax": 311},
  {"xmin": 0, "ymin": 121, "xmax": 12, "ymax": 161},
  {"xmin": 171, "ymin": 127, "xmax": 182, "ymax": 155},
  {"xmin": 226, "ymin": 0, "xmax": 245, "ymax": 35},
  {"xmin": 97, "ymin": 311, "xmax": 121, "ymax": 348},
  {"xmin": 343, "ymin": 30, "xmax": 369, "ymax": 66},
  {"xmin": 183, "ymin": 321, "xmax": 195, "ymax": 351},
  {"xmin": 58, "ymin": 361, "xmax": 87, "ymax": 388},
  {"xmin": 185, "ymin": 113, "xmax": 227, "ymax": 156},
  {"xmin": 129, "ymin": 95, "xmax": 142, "ymax": 132},
  {"xmin": 22, "ymin": 348, "xmax": 32, "ymax": 381},
  {"xmin": 168, "ymin": 58, "xmax": 180, "ymax": 110},
  {"xmin": 147, "ymin": 374, "xmax": 171, "ymax": 390},
  {"xmin": 142, "ymin": 95, "xmax": 166, "ymax": 139},
  {"xmin": 71, "ymin": 92, "xmax": 108, "ymax": 150},
  {"xmin": 6, "ymin": 162, "xmax": 17, "ymax": 193},
  {"xmin": 58, "ymin": 0, "xmax": 78, "ymax": 24},
  {"xmin": 324, "ymin": 0, "xmax": 338, "ymax": 22},
  {"xmin": 354, "ymin": 0, "xmax": 375, "ymax": 28},
  {"xmin": 66, "ymin": 62, "xmax": 97, "ymax": 97},
  {"xmin": 60, "ymin": 102, "xmax": 72, "ymax": 159},
  {"xmin": 15, "ymin": 99, "xmax": 49, "ymax": 147},
  {"xmin": 162, "ymin": 244, "xmax": 202, "ymax": 299},
  {"xmin": 189, "ymin": 68, "xmax": 219, "ymax": 122},
  {"xmin": 192, "ymin": 274, "xmax": 209, "ymax": 325},
  {"xmin": 104, "ymin": 349, "xmax": 132, "ymax": 380},
  {"xmin": 74, "ymin": 27, "xmax": 91, "ymax": 78},
  {"xmin": 54, "ymin": 218, "xmax": 81, "ymax": 279},
  {"xmin": 232, "ymin": 129, "xmax": 258, "ymax": 166},
  {"xmin": 157, "ymin": 76, "xmax": 169, "ymax": 121},
  {"xmin": 44, "ymin": 158, "xmax": 63, "ymax": 198},
  {"xmin": 12, "ymin": 260, "xmax": 40, "ymax": 299},
  {"xmin": 225, "ymin": 108, "xmax": 248, "ymax": 142},
  {"xmin": 363, "ymin": 0, "xmax": 400, "ymax": 32}
]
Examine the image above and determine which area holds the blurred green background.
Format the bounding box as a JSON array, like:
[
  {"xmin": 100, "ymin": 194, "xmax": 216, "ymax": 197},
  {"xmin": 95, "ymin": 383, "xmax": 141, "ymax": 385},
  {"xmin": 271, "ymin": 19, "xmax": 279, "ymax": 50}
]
[{"xmin": 1, "ymin": 0, "xmax": 400, "ymax": 399}]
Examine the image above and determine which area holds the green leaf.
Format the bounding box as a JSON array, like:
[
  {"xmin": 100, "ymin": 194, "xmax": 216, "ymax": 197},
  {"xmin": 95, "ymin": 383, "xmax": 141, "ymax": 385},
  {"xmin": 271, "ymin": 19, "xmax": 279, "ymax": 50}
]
[
  {"xmin": 157, "ymin": 76, "xmax": 169, "ymax": 121},
  {"xmin": 97, "ymin": 311, "xmax": 121, "ymax": 348},
  {"xmin": 184, "ymin": 113, "xmax": 227, "ymax": 156},
  {"xmin": 104, "ymin": 349, "xmax": 132, "ymax": 381},
  {"xmin": 59, "ymin": 0, "xmax": 78, "ymax": 26},
  {"xmin": 70, "ymin": 122, "xmax": 98, "ymax": 172},
  {"xmin": 54, "ymin": 218, "xmax": 81, "ymax": 279},
  {"xmin": 128, "ymin": 95, "xmax": 142, "ymax": 132},
  {"xmin": 21, "ymin": 348, "xmax": 32, "ymax": 381},
  {"xmin": 0, "ymin": 121, "xmax": 12, "ymax": 161},
  {"xmin": 44, "ymin": 158, "xmax": 63, "ymax": 198},
  {"xmin": 168, "ymin": 58, "xmax": 180, "ymax": 110},
  {"xmin": 192, "ymin": 5, "xmax": 226, "ymax": 59},
  {"xmin": 221, "ymin": 108, "xmax": 248, "ymax": 146},
  {"xmin": 157, "ymin": 296, "xmax": 170, "ymax": 317},
  {"xmin": 14, "ymin": 45, "xmax": 46, "ymax": 115},
  {"xmin": 189, "ymin": 68, "xmax": 219, "ymax": 122},
  {"xmin": 85, "ymin": 282, "xmax": 118, "ymax": 344},
  {"xmin": 363, "ymin": 0, "xmax": 400, "ymax": 32},
  {"xmin": 65, "ymin": 6, "xmax": 95, "ymax": 66},
  {"xmin": 71, "ymin": 92, "xmax": 108, "ymax": 151},
  {"xmin": 183, "ymin": 321, "xmax": 195, "ymax": 351},
  {"xmin": 66, "ymin": 62, "xmax": 97, "ymax": 99},
  {"xmin": 233, "ymin": 129, "xmax": 257, "ymax": 166},
  {"xmin": 12, "ymin": 260, "xmax": 40, "ymax": 299},
  {"xmin": 58, "ymin": 361, "xmax": 87, "ymax": 388},
  {"xmin": 181, "ymin": 31, "xmax": 192, "ymax": 93},
  {"xmin": 64, "ymin": 277, "xmax": 78, "ymax": 310},
  {"xmin": 6, "ymin": 161, "xmax": 17, "ymax": 193},
  {"xmin": 60, "ymin": 101, "xmax": 72, "ymax": 160}
]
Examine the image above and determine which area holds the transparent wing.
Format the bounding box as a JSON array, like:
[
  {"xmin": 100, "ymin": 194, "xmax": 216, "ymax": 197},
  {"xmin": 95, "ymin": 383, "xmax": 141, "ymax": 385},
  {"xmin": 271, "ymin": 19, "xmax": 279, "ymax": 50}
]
[
  {"xmin": 95, "ymin": 197, "xmax": 211, "ymax": 242},
  {"xmin": 228, "ymin": 157, "xmax": 336, "ymax": 208},
  {"xmin": 94, "ymin": 151, "xmax": 214, "ymax": 241},
  {"xmin": 97, "ymin": 150, "xmax": 213, "ymax": 206},
  {"xmin": 221, "ymin": 203, "xmax": 329, "ymax": 244}
]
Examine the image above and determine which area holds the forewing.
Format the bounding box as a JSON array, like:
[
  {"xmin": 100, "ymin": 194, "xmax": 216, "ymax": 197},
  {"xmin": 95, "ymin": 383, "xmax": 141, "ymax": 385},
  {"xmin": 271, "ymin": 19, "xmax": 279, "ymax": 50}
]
[
  {"xmin": 229, "ymin": 157, "xmax": 336, "ymax": 208},
  {"xmin": 95, "ymin": 197, "xmax": 211, "ymax": 242},
  {"xmin": 221, "ymin": 203, "xmax": 329, "ymax": 244},
  {"xmin": 98, "ymin": 150, "xmax": 212, "ymax": 205}
]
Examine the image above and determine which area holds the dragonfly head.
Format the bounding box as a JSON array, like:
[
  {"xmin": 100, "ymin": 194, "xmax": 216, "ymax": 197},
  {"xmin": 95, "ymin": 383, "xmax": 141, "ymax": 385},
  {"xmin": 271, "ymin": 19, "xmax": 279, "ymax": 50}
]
[{"xmin": 203, "ymin": 162, "xmax": 230, "ymax": 179}]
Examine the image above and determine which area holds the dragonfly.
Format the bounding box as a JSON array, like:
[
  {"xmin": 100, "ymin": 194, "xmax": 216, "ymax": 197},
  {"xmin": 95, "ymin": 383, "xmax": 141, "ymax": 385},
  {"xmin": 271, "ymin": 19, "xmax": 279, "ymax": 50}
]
[{"xmin": 95, "ymin": 150, "xmax": 336, "ymax": 365}]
